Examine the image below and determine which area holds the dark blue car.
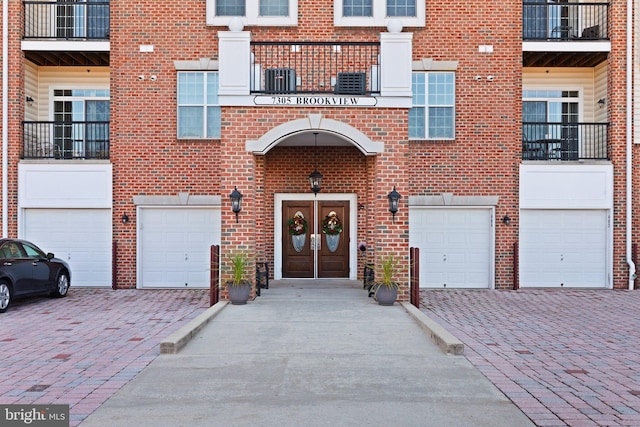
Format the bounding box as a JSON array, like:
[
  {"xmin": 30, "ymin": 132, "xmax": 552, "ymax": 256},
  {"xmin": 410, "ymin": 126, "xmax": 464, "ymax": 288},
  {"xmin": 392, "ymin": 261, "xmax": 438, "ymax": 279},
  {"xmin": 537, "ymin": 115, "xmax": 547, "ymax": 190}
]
[{"xmin": 0, "ymin": 239, "xmax": 71, "ymax": 313}]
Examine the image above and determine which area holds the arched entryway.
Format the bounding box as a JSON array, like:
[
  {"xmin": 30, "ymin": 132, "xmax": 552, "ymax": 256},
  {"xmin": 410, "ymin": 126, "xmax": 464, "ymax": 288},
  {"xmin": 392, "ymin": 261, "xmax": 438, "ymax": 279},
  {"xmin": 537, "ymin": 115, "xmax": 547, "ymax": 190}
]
[{"xmin": 247, "ymin": 113, "xmax": 383, "ymax": 281}]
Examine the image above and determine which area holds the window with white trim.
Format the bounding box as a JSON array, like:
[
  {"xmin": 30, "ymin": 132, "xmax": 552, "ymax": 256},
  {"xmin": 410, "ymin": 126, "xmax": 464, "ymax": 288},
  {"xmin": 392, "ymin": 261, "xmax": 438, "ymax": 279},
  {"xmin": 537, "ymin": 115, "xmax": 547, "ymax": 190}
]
[
  {"xmin": 409, "ymin": 72, "xmax": 455, "ymax": 140},
  {"xmin": 335, "ymin": 0, "xmax": 424, "ymax": 27},
  {"xmin": 177, "ymin": 72, "xmax": 221, "ymax": 139},
  {"xmin": 207, "ymin": 0, "xmax": 297, "ymax": 26}
]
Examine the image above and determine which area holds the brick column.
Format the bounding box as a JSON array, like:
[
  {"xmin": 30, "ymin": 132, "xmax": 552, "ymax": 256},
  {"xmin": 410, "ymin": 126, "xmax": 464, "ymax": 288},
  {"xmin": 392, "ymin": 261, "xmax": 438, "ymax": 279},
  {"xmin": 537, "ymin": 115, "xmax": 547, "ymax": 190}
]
[
  {"xmin": 219, "ymin": 119, "xmax": 257, "ymax": 299},
  {"xmin": 373, "ymin": 128, "xmax": 410, "ymax": 301}
]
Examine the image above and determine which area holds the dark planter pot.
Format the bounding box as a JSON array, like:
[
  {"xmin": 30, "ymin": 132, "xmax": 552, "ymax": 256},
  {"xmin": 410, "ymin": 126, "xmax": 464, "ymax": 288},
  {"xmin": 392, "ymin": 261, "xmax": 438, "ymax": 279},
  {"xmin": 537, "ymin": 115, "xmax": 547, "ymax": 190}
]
[
  {"xmin": 228, "ymin": 282, "xmax": 251, "ymax": 305},
  {"xmin": 375, "ymin": 284, "xmax": 397, "ymax": 306}
]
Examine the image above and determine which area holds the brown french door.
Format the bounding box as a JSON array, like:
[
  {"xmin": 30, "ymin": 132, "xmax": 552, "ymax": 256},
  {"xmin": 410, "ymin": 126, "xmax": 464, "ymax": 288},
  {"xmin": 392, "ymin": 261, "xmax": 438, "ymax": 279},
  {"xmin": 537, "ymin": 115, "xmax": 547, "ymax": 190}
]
[{"xmin": 282, "ymin": 200, "xmax": 350, "ymax": 278}]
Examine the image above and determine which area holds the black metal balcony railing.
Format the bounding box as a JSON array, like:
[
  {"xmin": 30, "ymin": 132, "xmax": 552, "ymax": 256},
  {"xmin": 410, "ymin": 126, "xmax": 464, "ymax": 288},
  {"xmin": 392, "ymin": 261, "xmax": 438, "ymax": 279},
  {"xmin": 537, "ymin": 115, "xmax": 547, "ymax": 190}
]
[
  {"xmin": 522, "ymin": 122, "xmax": 608, "ymax": 161},
  {"xmin": 523, "ymin": 2, "xmax": 609, "ymax": 41},
  {"xmin": 250, "ymin": 41, "xmax": 380, "ymax": 95},
  {"xmin": 24, "ymin": 1, "xmax": 110, "ymax": 40},
  {"xmin": 23, "ymin": 121, "xmax": 110, "ymax": 160}
]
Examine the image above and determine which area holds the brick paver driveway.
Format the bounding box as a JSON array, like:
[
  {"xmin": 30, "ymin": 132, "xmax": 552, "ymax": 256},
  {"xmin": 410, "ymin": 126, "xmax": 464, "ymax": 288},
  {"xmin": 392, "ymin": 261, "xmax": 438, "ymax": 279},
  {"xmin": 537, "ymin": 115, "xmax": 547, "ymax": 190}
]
[
  {"xmin": 1, "ymin": 288, "xmax": 209, "ymax": 426},
  {"xmin": 420, "ymin": 289, "xmax": 640, "ymax": 427}
]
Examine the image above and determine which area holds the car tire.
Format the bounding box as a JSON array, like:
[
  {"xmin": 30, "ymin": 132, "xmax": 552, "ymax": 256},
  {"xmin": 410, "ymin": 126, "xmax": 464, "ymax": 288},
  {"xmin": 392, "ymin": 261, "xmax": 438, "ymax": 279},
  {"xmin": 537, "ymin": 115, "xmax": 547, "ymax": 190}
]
[
  {"xmin": 51, "ymin": 272, "xmax": 69, "ymax": 298},
  {"xmin": 0, "ymin": 282, "xmax": 11, "ymax": 313}
]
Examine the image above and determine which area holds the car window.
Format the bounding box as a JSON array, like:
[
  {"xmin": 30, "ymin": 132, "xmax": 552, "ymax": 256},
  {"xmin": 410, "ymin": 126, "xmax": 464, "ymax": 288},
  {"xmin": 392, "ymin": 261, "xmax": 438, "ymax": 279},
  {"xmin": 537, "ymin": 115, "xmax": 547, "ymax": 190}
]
[
  {"xmin": 0, "ymin": 242, "xmax": 24, "ymax": 259},
  {"xmin": 0, "ymin": 244, "xmax": 11, "ymax": 259},
  {"xmin": 22, "ymin": 242, "xmax": 46, "ymax": 259}
]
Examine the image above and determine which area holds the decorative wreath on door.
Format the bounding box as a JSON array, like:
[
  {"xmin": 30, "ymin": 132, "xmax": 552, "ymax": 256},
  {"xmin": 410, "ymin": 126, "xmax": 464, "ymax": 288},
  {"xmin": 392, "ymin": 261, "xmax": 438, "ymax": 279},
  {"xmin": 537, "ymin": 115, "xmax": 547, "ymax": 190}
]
[
  {"xmin": 322, "ymin": 211, "xmax": 343, "ymax": 235},
  {"xmin": 287, "ymin": 212, "xmax": 308, "ymax": 235}
]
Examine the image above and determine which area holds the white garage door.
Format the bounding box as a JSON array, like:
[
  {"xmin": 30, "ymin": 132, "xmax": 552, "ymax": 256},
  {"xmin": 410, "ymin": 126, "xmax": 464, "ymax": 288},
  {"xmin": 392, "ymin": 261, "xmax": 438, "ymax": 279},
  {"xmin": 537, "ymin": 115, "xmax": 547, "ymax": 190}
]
[
  {"xmin": 520, "ymin": 210, "xmax": 608, "ymax": 288},
  {"xmin": 139, "ymin": 207, "xmax": 221, "ymax": 289},
  {"xmin": 23, "ymin": 209, "xmax": 112, "ymax": 287},
  {"xmin": 409, "ymin": 208, "xmax": 493, "ymax": 289}
]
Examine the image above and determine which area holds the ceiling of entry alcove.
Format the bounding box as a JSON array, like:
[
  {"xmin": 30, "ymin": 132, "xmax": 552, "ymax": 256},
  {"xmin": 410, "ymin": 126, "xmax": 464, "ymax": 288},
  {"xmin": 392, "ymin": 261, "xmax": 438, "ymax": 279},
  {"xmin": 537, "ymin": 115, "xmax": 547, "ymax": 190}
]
[{"xmin": 276, "ymin": 131, "xmax": 353, "ymax": 148}]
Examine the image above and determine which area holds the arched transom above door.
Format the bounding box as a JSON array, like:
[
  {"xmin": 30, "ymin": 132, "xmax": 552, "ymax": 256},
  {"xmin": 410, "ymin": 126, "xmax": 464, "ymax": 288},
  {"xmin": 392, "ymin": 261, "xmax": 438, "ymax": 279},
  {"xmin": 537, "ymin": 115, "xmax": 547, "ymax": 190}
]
[{"xmin": 245, "ymin": 113, "xmax": 384, "ymax": 156}]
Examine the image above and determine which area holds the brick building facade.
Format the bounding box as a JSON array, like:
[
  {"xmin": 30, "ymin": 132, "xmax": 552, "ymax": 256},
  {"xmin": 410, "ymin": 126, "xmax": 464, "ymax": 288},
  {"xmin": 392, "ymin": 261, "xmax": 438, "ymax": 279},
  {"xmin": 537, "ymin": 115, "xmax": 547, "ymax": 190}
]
[{"xmin": 0, "ymin": 0, "xmax": 635, "ymax": 299}]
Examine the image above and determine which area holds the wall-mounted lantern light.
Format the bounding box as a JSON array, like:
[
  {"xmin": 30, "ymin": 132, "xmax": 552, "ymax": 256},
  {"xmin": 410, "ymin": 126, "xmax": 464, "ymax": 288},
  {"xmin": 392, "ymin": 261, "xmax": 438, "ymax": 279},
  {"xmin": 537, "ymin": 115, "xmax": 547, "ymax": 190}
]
[
  {"xmin": 309, "ymin": 169, "xmax": 323, "ymax": 195},
  {"xmin": 26, "ymin": 96, "xmax": 34, "ymax": 106},
  {"xmin": 121, "ymin": 213, "xmax": 129, "ymax": 224},
  {"xmin": 230, "ymin": 186, "xmax": 243, "ymax": 223},
  {"xmin": 387, "ymin": 186, "xmax": 401, "ymax": 223},
  {"xmin": 502, "ymin": 215, "xmax": 511, "ymax": 225},
  {"xmin": 309, "ymin": 132, "xmax": 323, "ymax": 195}
]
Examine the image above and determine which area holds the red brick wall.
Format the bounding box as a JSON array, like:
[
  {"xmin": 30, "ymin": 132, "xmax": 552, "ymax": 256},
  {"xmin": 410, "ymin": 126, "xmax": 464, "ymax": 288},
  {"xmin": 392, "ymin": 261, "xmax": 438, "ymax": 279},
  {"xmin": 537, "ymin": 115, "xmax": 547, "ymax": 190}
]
[
  {"xmin": 608, "ymin": 0, "xmax": 633, "ymax": 289},
  {"xmin": 2, "ymin": 0, "xmax": 26, "ymax": 237},
  {"xmin": 410, "ymin": 0, "xmax": 522, "ymax": 289},
  {"xmin": 110, "ymin": 0, "xmax": 222, "ymax": 287},
  {"xmin": 5, "ymin": 0, "xmax": 628, "ymax": 291},
  {"xmin": 218, "ymin": 107, "xmax": 409, "ymax": 297},
  {"xmin": 107, "ymin": 0, "xmax": 539, "ymax": 291}
]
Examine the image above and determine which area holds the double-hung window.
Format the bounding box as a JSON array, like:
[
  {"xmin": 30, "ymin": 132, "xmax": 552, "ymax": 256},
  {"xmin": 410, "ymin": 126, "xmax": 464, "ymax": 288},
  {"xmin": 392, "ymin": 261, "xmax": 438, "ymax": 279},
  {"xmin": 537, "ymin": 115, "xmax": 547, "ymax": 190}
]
[
  {"xmin": 409, "ymin": 72, "xmax": 455, "ymax": 140},
  {"xmin": 177, "ymin": 72, "xmax": 221, "ymax": 139},
  {"xmin": 207, "ymin": 0, "xmax": 297, "ymax": 26},
  {"xmin": 335, "ymin": 0, "xmax": 424, "ymax": 27}
]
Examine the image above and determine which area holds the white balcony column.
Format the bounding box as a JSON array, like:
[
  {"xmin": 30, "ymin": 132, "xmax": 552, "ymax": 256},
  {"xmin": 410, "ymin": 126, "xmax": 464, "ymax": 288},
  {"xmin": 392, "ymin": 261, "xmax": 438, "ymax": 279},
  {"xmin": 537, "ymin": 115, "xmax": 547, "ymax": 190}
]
[
  {"xmin": 380, "ymin": 27, "xmax": 413, "ymax": 99},
  {"xmin": 218, "ymin": 28, "xmax": 251, "ymax": 97}
]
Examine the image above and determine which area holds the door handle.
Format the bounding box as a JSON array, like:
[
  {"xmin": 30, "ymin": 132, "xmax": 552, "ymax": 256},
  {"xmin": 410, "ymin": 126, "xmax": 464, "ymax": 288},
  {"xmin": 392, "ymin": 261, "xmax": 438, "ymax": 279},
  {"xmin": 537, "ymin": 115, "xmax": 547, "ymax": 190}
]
[
  {"xmin": 310, "ymin": 234, "xmax": 321, "ymax": 250},
  {"xmin": 3, "ymin": 262, "xmax": 11, "ymax": 266}
]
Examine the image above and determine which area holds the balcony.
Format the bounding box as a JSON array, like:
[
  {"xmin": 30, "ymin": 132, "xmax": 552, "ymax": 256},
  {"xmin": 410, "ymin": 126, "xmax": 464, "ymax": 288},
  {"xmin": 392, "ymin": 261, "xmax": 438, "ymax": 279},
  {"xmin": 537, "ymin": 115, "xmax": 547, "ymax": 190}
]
[
  {"xmin": 23, "ymin": 121, "xmax": 110, "ymax": 160},
  {"xmin": 24, "ymin": 1, "xmax": 110, "ymax": 40},
  {"xmin": 217, "ymin": 30, "xmax": 412, "ymax": 107},
  {"xmin": 250, "ymin": 42, "xmax": 380, "ymax": 95},
  {"xmin": 523, "ymin": 2, "xmax": 610, "ymax": 67},
  {"xmin": 522, "ymin": 122, "xmax": 608, "ymax": 161},
  {"xmin": 22, "ymin": 1, "xmax": 110, "ymax": 66}
]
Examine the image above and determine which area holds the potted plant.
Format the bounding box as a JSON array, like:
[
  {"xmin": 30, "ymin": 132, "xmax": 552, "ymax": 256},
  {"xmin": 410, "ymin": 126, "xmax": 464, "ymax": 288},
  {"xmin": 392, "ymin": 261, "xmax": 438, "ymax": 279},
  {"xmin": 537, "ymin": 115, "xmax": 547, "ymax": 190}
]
[
  {"xmin": 374, "ymin": 254, "xmax": 399, "ymax": 306},
  {"xmin": 227, "ymin": 250, "xmax": 251, "ymax": 305}
]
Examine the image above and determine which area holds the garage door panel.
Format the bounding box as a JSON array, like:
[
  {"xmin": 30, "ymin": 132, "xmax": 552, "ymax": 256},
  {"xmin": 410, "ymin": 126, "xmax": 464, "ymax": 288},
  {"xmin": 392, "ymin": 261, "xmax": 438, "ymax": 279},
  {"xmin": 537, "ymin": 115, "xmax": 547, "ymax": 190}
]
[
  {"xmin": 410, "ymin": 208, "xmax": 492, "ymax": 289},
  {"xmin": 425, "ymin": 232, "xmax": 444, "ymax": 245},
  {"xmin": 23, "ymin": 209, "xmax": 111, "ymax": 287},
  {"xmin": 445, "ymin": 272, "xmax": 466, "ymax": 286},
  {"xmin": 465, "ymin": 271, "xmax": 486, "ymax": 288},
  {"xmin": 140, "ymin": 207, "xmax": 221, "ymax": 289},
  {"xmin": 445, "ymin": 234, "xmax": 468, "ymax": 247},
  {"xmin": 166, "ymin": 271, "xmax": 185, "ymax": 284},
  {"xmin": 520, "ymin": 210, "xmax": 607, "ymax": 288},
  {"xmin": 446, "ymin": 253, "xmax": 467, "ymax": 264},
  {"xmin": 424, "ymin": 250, "xmax": 443, "ymax": 262},
  {"xmin": 467, "ymin": 251, "xmax": 487, "ymax": 263},
  {"xmin": 186, "ymin": 232, "xmax": 210, "ymax": 244}
]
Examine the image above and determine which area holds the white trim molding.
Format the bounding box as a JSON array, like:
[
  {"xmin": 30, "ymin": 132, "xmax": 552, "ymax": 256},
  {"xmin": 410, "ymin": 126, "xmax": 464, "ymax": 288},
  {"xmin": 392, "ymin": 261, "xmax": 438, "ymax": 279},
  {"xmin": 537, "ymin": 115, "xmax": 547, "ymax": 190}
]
[
  {"xmin": 274, "ymin": 193, "xmax": 358, "ymax": 280},
  {"xmin": 246, "ymin": 113, "xmax": 384, "ymax": 155},
  {"xmin": 133, "ymin": 193, "xmax": 221, "ymax": 206},
  {"xmin": 409, "ymin": 193, "xmax": 499, "ymax": 207},
  {"xmin": 174, "ymin": 58, "xmax": 219, "ymax": 71}
]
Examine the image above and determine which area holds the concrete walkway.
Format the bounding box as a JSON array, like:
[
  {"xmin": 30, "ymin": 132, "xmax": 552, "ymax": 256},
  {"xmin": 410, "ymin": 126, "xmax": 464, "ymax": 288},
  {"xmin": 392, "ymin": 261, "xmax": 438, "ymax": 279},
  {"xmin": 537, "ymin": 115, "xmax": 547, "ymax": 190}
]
[{"xmin": 80, "ymin": 280, "xmax": 533, "ymax": 427}]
